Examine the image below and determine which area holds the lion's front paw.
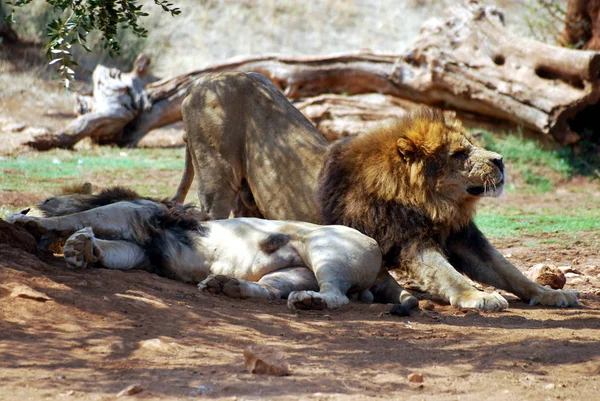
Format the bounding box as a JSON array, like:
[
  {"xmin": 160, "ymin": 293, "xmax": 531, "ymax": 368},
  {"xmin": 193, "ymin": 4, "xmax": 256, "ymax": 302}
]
[
  {"xmin": 287, "ymin": 291, "xmax": 328, "ymax": 311},
  {"xmin": 6, "ymin": 213, "xmax": 46, "ymax": 235},
  {"xmin": 198, "ymin": 275, "xmax": 242, "ymax": 298},
  {"xmin": 529, "ymin": 288, "xmax": 579, "ymax": 307},
  {"xmin": 452, "ymin": 291, "xmax": 509, "ymax": 312},
  {"xmin": 63, "ymin": 227, "xmax": 101, "ymax": 269}
]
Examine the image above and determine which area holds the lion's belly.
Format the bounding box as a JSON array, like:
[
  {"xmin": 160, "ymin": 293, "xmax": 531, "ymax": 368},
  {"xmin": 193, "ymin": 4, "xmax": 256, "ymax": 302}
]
[
  {"xmin": 209, "ymin": 247, "xmax": 304, "ymax": 281},
  {"xmin": 202, "ymin": 219, "xmax": 309, "ymax": 281}
]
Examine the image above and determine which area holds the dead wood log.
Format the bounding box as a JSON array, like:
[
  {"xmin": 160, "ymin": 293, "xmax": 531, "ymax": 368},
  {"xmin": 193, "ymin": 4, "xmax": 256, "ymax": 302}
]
[
  {"xmin": 405, "ymin": 1, "xmax": 600, "ymax": 145},
  {"xmin": 27, "ymin": 54, "xmax": 152, "ymax": 150},
  {"xmin": 26, "ymin": 1, "xmax": 600, "ymax": 149},
  {"xmin": 294, "ymin": 94, "xmax": 416, "ymax": 142}
]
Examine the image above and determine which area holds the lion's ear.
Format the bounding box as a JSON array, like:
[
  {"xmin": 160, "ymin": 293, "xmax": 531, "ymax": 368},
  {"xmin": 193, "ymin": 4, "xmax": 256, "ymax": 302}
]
[
  {"xmin": 397, "ymin": 138, "xmax": 416, "ymax": 162},
  {"xmin": 82, "ymin": 182, "xmax": 93, "ymax": 195},
  {"xmin": 443, "ymin": 110, "xmax": 462, "ymax": 130},
  {"xmin": 443, "ymin": 110, "xmax": 456, "ymax": 121}
]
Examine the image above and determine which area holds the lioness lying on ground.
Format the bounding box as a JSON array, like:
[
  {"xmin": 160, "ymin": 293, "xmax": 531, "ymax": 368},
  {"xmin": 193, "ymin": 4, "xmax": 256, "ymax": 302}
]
[
  {"xmin": 175, "ymin": 71, "xmax": 579, "ymax": 311},
  {"xmin": 7, "ymin": 187, "xmax": 383, "ymax": 310}
]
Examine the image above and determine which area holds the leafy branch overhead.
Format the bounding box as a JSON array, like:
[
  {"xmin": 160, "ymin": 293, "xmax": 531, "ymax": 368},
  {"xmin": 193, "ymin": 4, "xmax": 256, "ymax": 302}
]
[{"xmin": 6, "ymin": 0, "xmax": 180, "ymax": 86}]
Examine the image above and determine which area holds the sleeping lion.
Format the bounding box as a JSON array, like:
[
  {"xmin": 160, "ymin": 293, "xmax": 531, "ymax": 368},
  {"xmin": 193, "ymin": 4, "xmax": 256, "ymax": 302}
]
[
  {"xmin": 176, "ymin": 71, "xmax": 579, "ymax": 311},
  {"xmin": 7, "ymin": 187, "xmax": 384, "ymax": 310}
]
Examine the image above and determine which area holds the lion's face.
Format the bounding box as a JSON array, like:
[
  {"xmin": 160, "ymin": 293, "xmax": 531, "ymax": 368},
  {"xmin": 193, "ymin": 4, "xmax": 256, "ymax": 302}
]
[
  {"xmin": 13, "ymin": 183, "xmax": 94, "ymax": 218},
  {"xmin": 436, "ymin": 130, "xmax": 505, "ymax": 202},
  {"xmin": 393, "ymin": 110, "xmax": 504, "ymax": 206}
]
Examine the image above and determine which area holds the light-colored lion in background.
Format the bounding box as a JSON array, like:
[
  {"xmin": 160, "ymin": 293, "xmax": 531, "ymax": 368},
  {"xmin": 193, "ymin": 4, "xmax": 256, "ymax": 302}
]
[
  {"xmin": 173, "ymin": 72, "xmax": 327, "ymax": 223},
  {"xmin": 8, "ymin": 186, "xmax": 382, "ymax": 310},
  {"xmin": 176, "ymin": 72, "xmax": 579, "ymax": 311}
]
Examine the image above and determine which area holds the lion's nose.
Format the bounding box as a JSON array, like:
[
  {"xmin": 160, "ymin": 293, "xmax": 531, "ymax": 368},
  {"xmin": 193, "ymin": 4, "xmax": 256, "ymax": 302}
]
[{"xmin": 492, "ymin": 157, "xmax": 504, "ymax": 172}]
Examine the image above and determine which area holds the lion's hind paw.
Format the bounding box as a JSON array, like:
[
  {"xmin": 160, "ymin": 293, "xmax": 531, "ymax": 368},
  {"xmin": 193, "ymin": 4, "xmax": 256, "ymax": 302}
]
[
  {"xmin": 198, "ymin": 275, "xmax": 242, "ymax": 298},
  {"xmin": 287, "ymin": 291, "xmax": 327, "ymax": 310},
  {"xmin": 529, "ymin": 288, "xmax": 579, "ymax": 307},
  {"xmin": 63, "ymin": 227, "xmax": 101, "ymax": 269}
]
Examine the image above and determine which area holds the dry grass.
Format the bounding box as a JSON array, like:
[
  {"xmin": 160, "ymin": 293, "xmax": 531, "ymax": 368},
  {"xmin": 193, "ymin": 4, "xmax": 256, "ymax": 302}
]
[
  {"xmin": 138, "ymin": 0, "xmax": 536, "ymax": 76},
  {"xmin": 5, "ymin": 0, "xmax": 534, "ymax": 78},
  {"xmin": 141, "ymin": 0, "xmax": 443, "ymax": 76}
]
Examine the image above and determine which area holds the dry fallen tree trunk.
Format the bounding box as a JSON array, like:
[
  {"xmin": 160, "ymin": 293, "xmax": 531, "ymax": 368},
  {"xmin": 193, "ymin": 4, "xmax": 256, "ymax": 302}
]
[
  {"xmin": 28, "ymin": 54, "xmax": 153, "ymax": 150},
  {"xmin": 407, "ymin": 2, "xmax": 600, "ymax": 145},
  {"xmin": 27, "ymin": 1, "xmax": 600, "ymax": 150},
  {"xmin": 294, "ymin": 94, "xmax": 417, "ymax": 142}
]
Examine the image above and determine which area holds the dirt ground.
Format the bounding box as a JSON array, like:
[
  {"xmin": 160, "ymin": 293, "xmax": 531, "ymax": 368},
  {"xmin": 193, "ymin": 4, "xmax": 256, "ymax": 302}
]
[
  {"xmin": 0, "ymin": 207, "xmax": 599, "ymax": 401},
  {"xmin": 0, "ymin": 152, "xmax": 599, "ymax": 401}
]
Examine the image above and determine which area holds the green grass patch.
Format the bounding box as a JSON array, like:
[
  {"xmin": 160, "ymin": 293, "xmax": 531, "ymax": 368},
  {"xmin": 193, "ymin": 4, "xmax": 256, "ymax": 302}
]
[
  {"xmin": 477, "ymin": 130, "xmax": 572, "ymax": 194},
  {"xmin": 480, "ymin": 130, "xmax": 572, "ymax": 177},
  {"xmin": 0, "ymin": 147, "xmax": 185, "ymax": 193},
  {"xmin": 475, "ymin": 214, "xmax": 600, "ymax": 238}
]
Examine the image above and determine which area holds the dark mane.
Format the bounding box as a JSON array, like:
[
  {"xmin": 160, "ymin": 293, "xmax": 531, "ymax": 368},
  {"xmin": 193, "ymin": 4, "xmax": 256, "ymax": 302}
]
[
  {"xmin": 90, "ymin": 188, "xmax": 208, "ymax": 279},
  {"xmin": 317, "ymin": 108, "xmax": 468, "ymax": 269},
  {"xmin": 87, "ymin": 186, "xmax": 144, "ymax": 207},
  {"xmin": 142, "ymin": 200, "xmax": 208, "ymax": 279},
  {"xmin": 318, "ymin": 138, "xmax": 436, "ymax": 267}
]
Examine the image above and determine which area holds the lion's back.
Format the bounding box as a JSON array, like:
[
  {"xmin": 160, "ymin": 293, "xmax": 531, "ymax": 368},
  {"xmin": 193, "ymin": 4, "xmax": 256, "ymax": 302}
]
[{"xmin": 183, "ymin": 72, "xmax": 328, "ymax": 223}]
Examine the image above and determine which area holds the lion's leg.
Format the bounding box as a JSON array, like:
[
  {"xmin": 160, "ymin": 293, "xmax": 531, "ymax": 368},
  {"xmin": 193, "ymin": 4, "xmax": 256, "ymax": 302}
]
[
  {"xmin": 8, "ymin": 200, "xmax": 160, "ymax": 241},
  {"xmin": 409, "ymin": 246, "xmax": 509, "ymax": 311},
  {"xmin": 288, "ymin": 227, "xmax": 382, "ymax": 310},
  {"xmin": 199, "ymin": 267, "xmax": 319, "ymax": 302},
  {"xmin": 447, "ymin": 222, "xmax": 579, "ymax": 307},
  {"xmin": 64, "ymin": 227, "xmax": 148, "ymax": 270},
  {"xmin": 369, "ymin": 270, "xmax": 413, "ymax": 303},
  {"xmin": 172, "ymin": 143, "xmax": 194, "ymax": 204},
  {"xmin": 368, "ymin": 270, "xmax": 419, "ymax": 314},
  {"xmin": 188, "ymin": 145, "xmax": 238, "ymax": 220}
]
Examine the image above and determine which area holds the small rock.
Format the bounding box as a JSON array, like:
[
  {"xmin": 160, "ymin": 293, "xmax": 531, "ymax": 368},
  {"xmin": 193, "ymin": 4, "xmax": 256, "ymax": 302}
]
[
  {"xmin": 10, "ymin": 284, "xmax": 52, "ymax": 302},
  {"xmin": 117, "ymin": 384, "xmax": 144, "ymax": 397},
  {"xmin": 196, "ymin": 385, "xmax": 213, "ymax": 394},
  {"xmin": 464, "ymin": 309, "xmax": 480, "ymax": 317},
  {"xmin": 422, "ymin": 300, "xmax": 436, "ymax": 311},
  {"xmin": 243, "ymin": 345, "xmax": 290, "ymax": 376},
  {"xmin": 408, "ymin": 373, "xmax": 424, "ymax": 383},
  {"xmin": 526, "ymin": 264, "xmax": 566, "ymax": 290},
  {"xmin": 138, "ymin": 338, "xmax": 181, "ymax": 354},
  {"xmin": 558, "ymin": 265, "xmax": 581, "ymax": 275},
  {"xmin": 544, "ymin": 383, "xmax": 555, "ymax": 390}
]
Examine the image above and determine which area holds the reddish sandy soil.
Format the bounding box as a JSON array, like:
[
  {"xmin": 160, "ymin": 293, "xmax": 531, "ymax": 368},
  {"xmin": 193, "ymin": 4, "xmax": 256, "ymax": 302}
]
[{"xmin": 1, "ymin": 189, "xmax": 599, "ymax": 401}]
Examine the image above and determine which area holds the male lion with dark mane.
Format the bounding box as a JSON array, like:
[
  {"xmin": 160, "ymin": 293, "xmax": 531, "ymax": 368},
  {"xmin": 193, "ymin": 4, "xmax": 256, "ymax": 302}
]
[
  {"xmin": 176, "ymin": 72, "xmax": 579, "ymax": 312},
  {"xmin": 8, "ymin": 186, "xmax": 382, "ymax": 310},
  {"xmin": 318, "ymin": 108, "xmax": 578, "ymax": 311}
]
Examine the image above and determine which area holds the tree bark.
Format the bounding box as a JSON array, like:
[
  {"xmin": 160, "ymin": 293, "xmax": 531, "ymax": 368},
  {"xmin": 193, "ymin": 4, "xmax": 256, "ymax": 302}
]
[
  {"xmin": 26, "ymin": 1, "xmax": 600, "ymax": 150},
  {"xmin": 27, "ymin": 54, "xmax": 152, "ymax": 150},
  {"xmin": 294, "ymin": 94, "xmax": 416, "ymax": 142},
  {"xmin": 560, "ymin": 0, "xmax": 600, "ymax": 50}
]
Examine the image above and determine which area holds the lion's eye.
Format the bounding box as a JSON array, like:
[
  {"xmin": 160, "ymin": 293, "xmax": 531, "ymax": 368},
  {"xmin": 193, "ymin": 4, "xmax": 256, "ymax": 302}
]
[{"xmin": 451, "ymin": 150, "xmax": 469, "ymax": 160}]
